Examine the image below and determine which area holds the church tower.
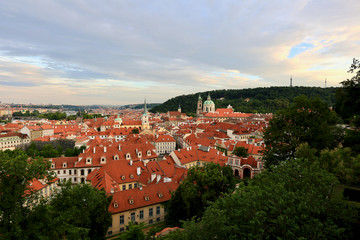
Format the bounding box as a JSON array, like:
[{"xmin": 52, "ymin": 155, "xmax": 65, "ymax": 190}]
[
  {"xmin": 141, "ymin": 98, "xmax": 150, "ymax": 130},
  {"xmin": 196, "ymin": 95, "xmax": 203, "ymax": 117}
]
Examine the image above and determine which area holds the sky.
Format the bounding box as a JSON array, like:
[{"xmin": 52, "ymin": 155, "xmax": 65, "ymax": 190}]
[{"xmin": 0, "ymin": 0, "xmax": 359, "ymax": 105}]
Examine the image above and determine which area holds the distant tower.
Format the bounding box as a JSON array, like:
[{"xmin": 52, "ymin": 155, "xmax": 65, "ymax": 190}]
[
  {"xmin": 141, "ymin": 98, "xmax": 150, "ymax": 130},
  {"xmin": 178, "ymin": 104, "xmax": 181, "ymax": 113},
  {"xmin": 196, "ymin": 95, "xmax": 203, "ymax": 117},
  {"xmin": 325, "ymin": 78, "xmax": 327, "ymax": 88},
  {"xmin": 290, "ymin": 76, "xmax": 293, "ymax": 87}
]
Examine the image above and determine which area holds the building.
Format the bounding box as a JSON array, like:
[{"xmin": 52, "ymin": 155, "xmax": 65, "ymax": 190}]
[
  {"xmin": 0, "ymin": 132, "xmax": 30, "ymax": 150},
  {"xmin": 227, "ymin": 155, "xmax": 264, "ymax": 179}
]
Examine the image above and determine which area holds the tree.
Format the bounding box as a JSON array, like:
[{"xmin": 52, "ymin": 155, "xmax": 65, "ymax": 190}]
[
  {"xmin": 48, "ymin": 183, "xmax": 112, "ymax": 240},
  {"xmin": 233, "ymin": 146, "xmax": 248, "ymax": 158},
  {"xmin": 166, "ymin": 162, "xmax": 236, "ymax": 226},
  {"xmin": 0, "ymin": 150, "xmax": 54, "ymax": 239},
  {"xmin": 336, "ymin": 58, "xmax": 360, "ymax": 124},
  {"xmin": 131, "ymin": 128, "xmax": 140, "ymax": 134},
  {"xmin": 164, "ymin": 158, "xmax": 358, "ymax": 240},
  {"xmin": 118, "ymin": 222, "xmax": 145, "ymax": 240},
  {"xmin": 263, "ymin": 95, "xmax": 341, "ymax": 168}
]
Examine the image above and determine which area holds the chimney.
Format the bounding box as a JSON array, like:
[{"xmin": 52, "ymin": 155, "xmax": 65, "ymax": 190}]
[
  {"xmin": 130, "ymin": 159, "xmax": 133, "ymax": 166},
  {"xmin": 118, "ymin": 144, "xmax": 121, "ymax": 151},
  {"xmin": 104, "ymin": 146, "xmax": 107, "ymax": 153},
  {"xmin": 93, "ymin": 147, "xmax": 96, "ymax": 154},
  {"xmin": 156, "ymin": 175, "xmax": 161, "ymax": 183},
  {"xmin": 139, "ymin": 185, "xmax": 143, "ymax": 191},
  {"xmin": 137, "ymin": 166, "xmax": 141, "ymax": 176},
  {"xmin": 151, "ymin": 173, "xmax": 156, "ymax": 182}
]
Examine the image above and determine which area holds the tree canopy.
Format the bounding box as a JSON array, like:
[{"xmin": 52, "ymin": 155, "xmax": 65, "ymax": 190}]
[
  {"xmin": 166, "ymin": 162, "xmax": 236, "ymax": 226},
  {"xmin": 233, "ymin": 146, "xmax": 248, "ymax": 158},
  {"xmin": 0, "ymin": 150, "xmax": 112, "ymax": 240},
  {"xmin": 335, "ymin": 58, "xmax": 360, "ymax": 124},
  {"xmin": 150, "ymin": 87, "xmax": 337, "ymax": 114},
  {"xmin": 162, "ymin": 158, "xmax": 358, "ymax": 240},
  {"xmin": 0, "ymin": 151, "xmax": 54, "ymax": 239},
  {"xmin": 263, "ymin": 95, "xmax": 341, "ymax": 168}
]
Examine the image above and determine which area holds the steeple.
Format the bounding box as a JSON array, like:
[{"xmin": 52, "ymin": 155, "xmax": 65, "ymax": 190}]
[
  {"xmin": 290, "ymin": 76, "xmax": 293, "ymax": 87},
  {"xmin": 207, "ymin": 93, "xmax": 211, "ymax": 100},
  {"xmin": 143, "ymin": 98, "xmax": 148, "ymax": 116}
]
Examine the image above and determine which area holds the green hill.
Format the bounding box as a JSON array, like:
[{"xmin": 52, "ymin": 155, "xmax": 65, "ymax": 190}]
[{"xmin": 150, "ymin": 87, "xmax": 338, "ymax": 115}]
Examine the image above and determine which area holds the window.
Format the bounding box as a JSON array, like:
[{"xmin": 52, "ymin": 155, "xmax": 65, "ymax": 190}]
[
  {"xmin": 120, "ymin": 227, "xmax": 125, "ymax": 232},
  {"xmin": 74, "ymin": 170, "xmax": 77, "ymax": 174},
  {"xmin": 149, "ymin": 208, "xmax": 153, "ymax": 217},
  {"xmin": 120, "ymin": 215, "xmax": 124, "ymax": 224},
  {"xmin": 74, "ymin": 177, "xmax": 77, "ymax": 182},
  {"xmin": 134, "ymin": 183, "xmax": 138, "ymax": 188},
  {"xmin": 149, "ymin": 219, "xmax": 153, "ymax": 224},
  {"xmin": 129, "ymin": 184, "xmax": 132, "ymax": 189},
  {"xmin": 69, "ymin": 170, "xmax": 72, "ymax": 175},
  {"xmin": 131, "ymin": 212, "xmax": 135, "ymax": 222},
  {"xmin": 88, "ymin": 169, "xmax": 92, "ymax": 174},
  {"xmin": 156, "ymin": 206, "xmax": 160, "ymax": 215},
  {"xmin": 140, "ymin": 210, "xmax": 144, "ymax": 220},
  {"xmin": 122, "ymin": 185, "xmax": 126, "ymax": 191},
  {"xmin": 156, "ymin": 217, "xmax": 160, "ymax": 222},
  {"xmin": 81, "ymin": 170, "xmax": 84, "ymax": 176},
  {"xmin": 63, "ymin": 170, "xmax": 66, "ymax": 174}
]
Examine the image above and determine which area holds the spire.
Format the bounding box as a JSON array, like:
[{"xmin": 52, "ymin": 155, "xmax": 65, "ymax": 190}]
[
  {"xmin": 198, "ymin": 94, "xmax": 202, "ymax": 101},
  {"xmin": 290, "ymin": 76, "xmax": 293, "ymax": 87},
  {"xmin": 325, "ymin": 77, "xmax": 327, "ymax": 88},
  {"xmin": 207, "ymin": 93, "xmax": 211, "ymax": 100},
  {"xmin": 143, "ymin": 97, "xmax": 148, "ymax": 116}
]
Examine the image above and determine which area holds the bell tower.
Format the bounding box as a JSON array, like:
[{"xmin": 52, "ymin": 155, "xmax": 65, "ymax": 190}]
[{"xmin": 196, "ymin": 95, "xmax": 202, "ymax": 117}]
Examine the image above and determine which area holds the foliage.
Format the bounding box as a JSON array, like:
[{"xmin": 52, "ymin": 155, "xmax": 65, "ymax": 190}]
[
  {"xmin": 166, "ymin": 162, "xmax": 236, "ymax": 226},
  {"xmin": 22, "ymin": 139, "xmax": 84, "ymax": 158},
  {"xmin": 39, "ymin": 111, "xmax": 67, "ymax": 120},
  {"xmin": 335, "ymin": 58, "xmax": 360, "ymax": 124},
  {"xmin": 48, "ymin": 182, "xmax": 112, "ymax": 240},
  {"xmin": 117, "ymin": 222, "xmax": 145, "ymax": 240},
  {"xmin": 296, "ymin": 143, "xmax": 360, "ymax": 185},
  {"xmin": 233, "ymin": 146, "xmax": 248, "ymax": 158},
  {"xmin": 263, "ymin": 95, "xmax": 341, "ymax": 168},
  {"xmin": 150, "ymin": 87, "xmax": 337, "ymax": 114},
  {"xmin": 343, "ymin": 129, "xmax": 360, "ymax": 155},
  {"xmin": 131, "ymin": 128, "xmax": 140, "ymax": 134},
  {"xmin": 0, "ymin": 150, "xmax": 55, "ymax": 239},
  {"xmin": 162, "ymin": 159, "xmax": 358, "ymax": 240}
]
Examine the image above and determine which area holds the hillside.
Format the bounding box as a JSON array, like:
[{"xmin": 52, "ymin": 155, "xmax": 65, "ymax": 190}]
[{"xmin": 150, "ymin": 87, "xmax": 338, "ymax": 115}]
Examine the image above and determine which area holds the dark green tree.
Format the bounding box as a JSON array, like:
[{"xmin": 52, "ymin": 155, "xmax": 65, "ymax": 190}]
[
  {"xmin": 131, "ymin": 128, "xmax": 140, "ymax": 134},
  {"xmin": 48, "ymin": 183, "xmax": 112, "ymax": 240},
  {"xmin": 118, "ymin": 222, "xmax": 145, "ymax": 240},
  {"xmin": 0, "ymin": 150, "xmax": 54, "ymax": 239},
  {"xmin": 263, "ymin": 95, "xmax": 341, "ymax": 168},
  {"xmin": 335, "ymin": 58, "xmax": 360, "ymax": 124},
  {"xmin": 166, "ymin": 162, "xmax": 236, "ymax": 226},
  {"xmin": 233, "ymin": 146, "xmax": 248, "ymax": 158},
  {"xmin": 163, "ymin": 158, "xmax": 357, "ymax": 240}
]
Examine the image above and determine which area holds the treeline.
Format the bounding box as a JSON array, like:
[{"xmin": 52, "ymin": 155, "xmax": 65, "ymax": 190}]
[
  {"xmin": 150, "ymin": 86, "xmax": 337, "ymax": 114},
  {"xmin": 18, "ymin": 139, "xmax": 86, "ymax": 158}
]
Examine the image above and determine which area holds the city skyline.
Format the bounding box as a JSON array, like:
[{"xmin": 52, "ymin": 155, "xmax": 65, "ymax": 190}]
[{"xmin": 0, "ymin": 0, "xmax": 359, "ymax": 105}]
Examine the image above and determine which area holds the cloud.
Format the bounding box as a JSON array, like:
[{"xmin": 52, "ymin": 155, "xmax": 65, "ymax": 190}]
[{"xmin": 0, "ymin": 0, "xmax": 359, "ymax": 104}]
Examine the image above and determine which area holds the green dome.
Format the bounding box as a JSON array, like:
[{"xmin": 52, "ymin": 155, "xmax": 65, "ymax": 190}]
[{"xmin": 204, "ymin": 100, "xmax": 215, "ymax": 105}]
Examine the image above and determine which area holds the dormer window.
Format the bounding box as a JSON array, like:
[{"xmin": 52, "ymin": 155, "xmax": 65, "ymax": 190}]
[
  {"xmin": 113, "ymin": 202, "xmax": 119, "ymax": 208},
  {"xmin": 126, "ymin": 153, "xmax": 131, "ymax": 160},
  {"xmin": 63, "ymin": 163, "xmax": 67, "ymax": 168},
  {"xmin": 144, "ymin": 196, "xmax": 150, "ymax": 201},
  {"xmin": 114, "ymin": 155, "xmax": 119, "ymax": 160},
  {"xmin": 101, "ymin": 157, "xmax": 106, "ymax": 164},
  {"xmin": 158, "ymin": 193, "xmax": 163, "ymax": 198},
  {"xmin": 147, "ymin": 150, "xmax": 151, "ymax": 156},
  {"xmin": 86, "ymin": 158, "xmax": 92, "ymax": 164},
  {"xmin": 121, "ymin": 175, "xmax": 126, "ymax": 180},
  {"xmin": 138, "ymin": 151, "xmax": 142, "ymax": 158},
  {"xmin": 130, "ymin": 174, "xmax": 134, "ymax": 179},
  {"xmin": 129, "ymin": 199, "xmax": 134, "ymax": 205},
  {"xmin": 51, "ymin": 164, "xmax": 55, "ymax": 169}
]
